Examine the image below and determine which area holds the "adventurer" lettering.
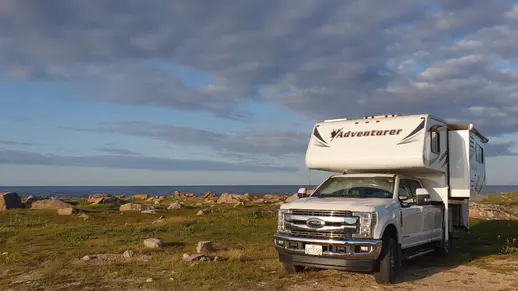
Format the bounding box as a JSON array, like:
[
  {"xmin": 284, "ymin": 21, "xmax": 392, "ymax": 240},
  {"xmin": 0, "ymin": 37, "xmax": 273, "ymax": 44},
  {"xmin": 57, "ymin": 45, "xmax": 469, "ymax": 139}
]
[{"xmin": 330, "ymin": 128, "xmax": 403, "ymax": 140}]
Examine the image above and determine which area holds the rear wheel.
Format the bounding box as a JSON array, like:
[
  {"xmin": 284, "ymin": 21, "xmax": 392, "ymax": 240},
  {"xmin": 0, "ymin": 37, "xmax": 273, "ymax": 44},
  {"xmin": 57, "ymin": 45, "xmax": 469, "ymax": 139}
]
[
  {"xmin": 282, "ymin": 263, "xmax": 305, "ymax": 274},
  {"xmin": 374, "ymin": 237, "xmax": 398, "ymax": 284}
]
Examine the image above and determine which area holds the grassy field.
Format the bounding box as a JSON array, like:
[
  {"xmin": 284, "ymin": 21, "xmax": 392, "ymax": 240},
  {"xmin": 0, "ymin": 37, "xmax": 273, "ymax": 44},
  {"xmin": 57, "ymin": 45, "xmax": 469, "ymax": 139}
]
[{"xmin": 0, "ymin": 196, "xmax": 517, "ymax": 291}]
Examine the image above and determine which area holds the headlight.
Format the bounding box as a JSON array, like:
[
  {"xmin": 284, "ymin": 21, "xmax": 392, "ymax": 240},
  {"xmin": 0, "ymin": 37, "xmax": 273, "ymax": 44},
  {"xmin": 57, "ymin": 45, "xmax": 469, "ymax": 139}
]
[
  {"xmin": 277, "ymin": 209, "xmax": 291, "ymax": 233},
  {"xmin": 353, "ymin": 212, "xmax": 377, "ymax": 238}
]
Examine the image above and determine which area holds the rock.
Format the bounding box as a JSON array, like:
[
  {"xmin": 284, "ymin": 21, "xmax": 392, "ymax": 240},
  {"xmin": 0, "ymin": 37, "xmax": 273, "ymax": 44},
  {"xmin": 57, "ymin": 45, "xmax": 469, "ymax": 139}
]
[
  {"xmin": 119, "ymin": 203, "xmax": 155, "ymax": 212},
  {"xmin": 196, "ymin": 209, "xmax": 212, "ymax": 216},
  {"xmin": 182, "ymin": 253, "xmax": 190, "ymax": 259},
  {"xmin": 78, "ymin": 214, "xmax": 90, "ymax": 220},
  {"xmin": 1, "ymin": 252, "xmax": 8, "ymax": 256},
  {"xmin": 167, "ymin": 202, "xmax": 184, "ymax": 210},
  {"xmin": 122, "ymin": 250, "xmax": 136, "ymax": 259},
  {"xmin": 31, "ymin": 199, "xmax": 74, "ymax": 210},
  {"xmin": 144, "ymin": 238, "xmax": 164, "ymax": 248},
  {"xmin": 91, "ymin": 196, "xmax": 122, "ymax": 205},
  {"xmin": 217, "ymin": 193, "xmax": 243, "ymax": 204},
  {"xmin": 57, "ymin": 208, "xmax": 78, "ymax": 215},
  {"xmin": 203, "ymin": 192, "xmax": 216, "ymax": 199},
  {"xmin": 204, "ymin": 199, "xmax": 216, "ymax": 205},
  {"xmin": 0, "ymin": 192, "xmax": 23, "ymax": 211},
  {"xmin": 24, "ymin": 195, "xmax": 45, "ymax": 207},
  {"xmin": 146, "ymin": 278, "xmax": 153, "ymax": 283},
  {"xmin": 116, "ymin": 195, "xmax": 126, "ymax": 199},
  {"xmin": 469, "ymin": 202, "xmax": 517, "ymax": 220},
  {"xmin": 263, "ymin": 194, "xmax": 282, "ymax": 202},
  {"xmin": 87, "ymin": 193, "xmax": 110, "ymax": 203},
  {"xmin": 254, "ymin": 198, "xmax": 265, "ymax": 204},
  {"xmin": 233, "ymin": 202, "xmax": 245, "ymax": 208},
  {"xmin": 196, "ymin": 241, "xmax": 214, "ymax": 253},
  {"xmin": 182, "ymin": 253, "xmax": 206, "ymax": 262},
  {"xmin": 285, "ymin": 193, "xmax": 298, "ymax": 203},
  {"xmin": 82, "ymin": 255, "xmax": 92, "ymax": 261},
  {"xmin": 132, "ymin": 194, "xmax": 149, "ymax": 200},
  {"xmin": 141, "ymin": 209, "xmax": 157, "ymax": 214}
]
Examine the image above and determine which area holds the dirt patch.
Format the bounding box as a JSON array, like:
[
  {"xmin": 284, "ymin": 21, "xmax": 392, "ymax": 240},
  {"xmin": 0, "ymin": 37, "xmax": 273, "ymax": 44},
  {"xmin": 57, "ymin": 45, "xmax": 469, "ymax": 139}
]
[{"xmin": 284, "ymin": 263, "xmax": 518, "ymax": 291}]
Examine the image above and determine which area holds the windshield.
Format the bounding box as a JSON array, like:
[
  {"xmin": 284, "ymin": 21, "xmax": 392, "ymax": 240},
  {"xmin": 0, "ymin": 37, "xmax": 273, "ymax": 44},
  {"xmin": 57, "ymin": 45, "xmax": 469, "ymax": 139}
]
[{"xmin": 312, "ymin": 176, "xmax": 394, "ymax": 198}]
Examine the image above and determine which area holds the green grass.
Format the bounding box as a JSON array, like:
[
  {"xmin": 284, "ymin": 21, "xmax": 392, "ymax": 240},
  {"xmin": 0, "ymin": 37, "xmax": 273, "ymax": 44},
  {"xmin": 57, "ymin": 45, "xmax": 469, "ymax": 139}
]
[{"xmin": 0, "ymin": 196, "xmax": 517, "ymax": 290}]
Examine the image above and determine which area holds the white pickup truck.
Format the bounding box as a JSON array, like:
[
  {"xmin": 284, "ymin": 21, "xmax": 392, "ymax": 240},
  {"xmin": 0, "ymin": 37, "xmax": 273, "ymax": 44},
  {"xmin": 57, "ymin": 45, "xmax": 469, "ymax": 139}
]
[{"xmin": 273, "ymin": 114, "xmax": 488, "ymax": 284}]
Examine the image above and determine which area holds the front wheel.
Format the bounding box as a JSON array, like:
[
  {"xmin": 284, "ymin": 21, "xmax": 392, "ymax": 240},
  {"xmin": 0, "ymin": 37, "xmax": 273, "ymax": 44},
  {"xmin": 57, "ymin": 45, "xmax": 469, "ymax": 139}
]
[
  {"xmin": 282, "ymin": 263, "xmax": 305, "ymax": 274},
  {"xmin": 374, "ymin": 237, "xmax": 398, "ymax": 284}
]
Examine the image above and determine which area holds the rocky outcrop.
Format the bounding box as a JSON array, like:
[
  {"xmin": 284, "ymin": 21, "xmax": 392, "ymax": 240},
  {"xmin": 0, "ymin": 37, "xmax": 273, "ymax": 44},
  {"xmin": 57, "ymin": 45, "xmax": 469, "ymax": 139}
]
[
  {"xmin": 196, "ymin": 241, "xmax": 214, "ymax": 253},
  {"xmin": 31, "ymin": 199, "xmax": 74, "ymax": 210},
  {"xmin": 0, "ymin": 192, "xmax": 23, "ymax": 211},
  {"xmin": 469, "ymin": 202, "xmax": 518, "ymax": 220},
  {"xmin": 91, "ymin": 196, "xmax": 122, "ymax": 205}
]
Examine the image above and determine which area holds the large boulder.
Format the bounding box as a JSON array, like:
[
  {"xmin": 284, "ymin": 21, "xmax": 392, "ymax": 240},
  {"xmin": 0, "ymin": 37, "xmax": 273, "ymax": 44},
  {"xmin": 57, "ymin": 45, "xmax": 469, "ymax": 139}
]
[
  {"xmin": 31, "ymin": 199, "xmax": 74, "ymax": 210},
  {"xmin": 0, "ymin": 192, "xmax": 23, "ymax": 211},
  {"xmin": 91, "ymin": 196, "xmax": 122, "ymax": 205},
  {"xmin": 132, "ymin": 194, "xmax": 149, "ymax": 200},
  {"xmin": 119, "ymin": 203, "xmax": 155, "ymax": 212},
  {"xmin": 87, "ymin": 193, "xmax": 110, "ymax": 203},
  {"xmin": 167, "ymin": 202, "xmax": 184, "ymax": 210},
  {"xmin": 203, "ymin": 192, "xmax": 216, "ymax": 199},
  {"xmin": 24, "ymin": 195, "xmax": 46, "ymax": 207},
  {"xmin": 57, "ymin": 208, "xmax": 78, "ymax": 216},
  {"xmin": 217, "ymin": 193, "xmax": 245, "ymax": 204}
]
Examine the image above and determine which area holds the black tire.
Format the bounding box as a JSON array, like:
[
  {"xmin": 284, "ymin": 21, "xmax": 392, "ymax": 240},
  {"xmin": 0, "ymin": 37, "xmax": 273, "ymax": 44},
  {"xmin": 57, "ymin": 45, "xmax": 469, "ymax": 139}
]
[
  {"xmin": 374, "ymin": 237, "xmax": 398, "ymax": 284},
  {"xmin": 282, "ymin": 263, "xmax": 305, "ymax": 274}
]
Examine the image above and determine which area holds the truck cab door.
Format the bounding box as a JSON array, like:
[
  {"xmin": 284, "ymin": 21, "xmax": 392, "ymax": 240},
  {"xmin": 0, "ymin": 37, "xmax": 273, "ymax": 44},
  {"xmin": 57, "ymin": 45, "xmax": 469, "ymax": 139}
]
[{"xmin": 397, "ymin": 179, "xmax": 424, "ymax": 248}]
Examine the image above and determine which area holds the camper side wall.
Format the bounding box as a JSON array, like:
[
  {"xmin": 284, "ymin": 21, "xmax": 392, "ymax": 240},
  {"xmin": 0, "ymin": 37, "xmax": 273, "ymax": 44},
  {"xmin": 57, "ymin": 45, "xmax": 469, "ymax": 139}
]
[
  {"xmin": 449, "ymin": 130, "xmax": 470, "ymax": 198},
  {"xmin": 469, "ymin": 131, "xmax": 486, "ymax": 196}
]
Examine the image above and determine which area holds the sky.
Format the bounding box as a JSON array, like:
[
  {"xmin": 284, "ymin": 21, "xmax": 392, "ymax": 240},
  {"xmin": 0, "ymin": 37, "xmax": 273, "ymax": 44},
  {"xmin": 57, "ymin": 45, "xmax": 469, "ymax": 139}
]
[{"xmin": 1, "ymin": 0, "xmax": 518, "ymax": 186}]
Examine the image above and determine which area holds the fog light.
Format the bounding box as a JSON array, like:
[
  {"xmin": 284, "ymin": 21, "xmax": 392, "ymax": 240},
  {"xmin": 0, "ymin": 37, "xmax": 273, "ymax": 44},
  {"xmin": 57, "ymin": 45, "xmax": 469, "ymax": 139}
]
[
  {"xmin": 360, "ymin": 246, "xmax": 370, "ymax": 252},
  {"xmin": 276, "ymin": 240, "xmax": 284, "ymax": 246}
]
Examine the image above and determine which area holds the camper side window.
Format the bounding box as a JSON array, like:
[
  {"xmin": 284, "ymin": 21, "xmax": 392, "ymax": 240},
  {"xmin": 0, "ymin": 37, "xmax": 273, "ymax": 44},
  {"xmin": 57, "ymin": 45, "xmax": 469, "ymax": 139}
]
[
  {"xmin": 430, "ymin": 129, "xmax": 440, "ymax": 154},
  {"xmin": 476, "ymin": 145, "xmax": 484, "ymax": 163}
]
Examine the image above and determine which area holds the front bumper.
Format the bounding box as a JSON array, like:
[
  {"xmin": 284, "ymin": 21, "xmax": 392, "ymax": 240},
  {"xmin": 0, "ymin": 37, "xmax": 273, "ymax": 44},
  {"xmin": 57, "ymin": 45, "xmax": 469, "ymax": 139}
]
[{"xmin": 273, "ymin": 233, "xmax": 383, "ymax": 272}]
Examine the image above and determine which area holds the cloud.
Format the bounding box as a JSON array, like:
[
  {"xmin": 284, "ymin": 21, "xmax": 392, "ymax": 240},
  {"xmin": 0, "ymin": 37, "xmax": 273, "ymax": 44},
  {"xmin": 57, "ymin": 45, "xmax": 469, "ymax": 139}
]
[
  {"xmin": 0, "ymin": 140, "xmax": 35, "ymax": 146},
  {"xmin": 1, "ymin": 0, "xmax": 518, "ymax": 137},
  {"xmin": 485, "ymin": 140, "xmax": 518, "ymax": 157},
  {"xmin": 96, "ymin": 147, "xmax": 142, "ymax": 156},
  {"xmin": 71, "ymin": 121, "xmax": 308, "ymax": 157},
  {"xmin": 0, "ymin": 149, "xmax": 298, "ymax": 173}
]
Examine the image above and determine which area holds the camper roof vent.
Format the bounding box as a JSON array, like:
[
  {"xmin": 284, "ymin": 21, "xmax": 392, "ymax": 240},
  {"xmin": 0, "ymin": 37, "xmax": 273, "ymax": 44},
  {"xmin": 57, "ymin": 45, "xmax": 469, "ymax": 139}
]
[
  {"xmin": 364, "ymin": 114, "xmax": 398, "ymax": 119},
  {"xmin": 324, "ymin": 118, "xmax": 348, "ymax": 122}
]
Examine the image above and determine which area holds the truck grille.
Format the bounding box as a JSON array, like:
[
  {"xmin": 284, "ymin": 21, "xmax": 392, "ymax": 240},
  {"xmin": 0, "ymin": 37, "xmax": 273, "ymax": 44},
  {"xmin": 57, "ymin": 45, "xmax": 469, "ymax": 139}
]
[
  {"xmin": 291, "ymin": 209, "xmax": 352, "ymax": 217},
  {"xmin": 286, "ymin": 209, "xmax": 358, "ymax": 240}
]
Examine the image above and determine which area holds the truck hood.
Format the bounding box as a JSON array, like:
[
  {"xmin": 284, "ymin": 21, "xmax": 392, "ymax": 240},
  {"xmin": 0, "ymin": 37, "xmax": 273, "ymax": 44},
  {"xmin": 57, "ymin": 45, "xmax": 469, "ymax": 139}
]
[{"xmin": 280, "ymin": 197, "xmax": 399, "ymax": 212}]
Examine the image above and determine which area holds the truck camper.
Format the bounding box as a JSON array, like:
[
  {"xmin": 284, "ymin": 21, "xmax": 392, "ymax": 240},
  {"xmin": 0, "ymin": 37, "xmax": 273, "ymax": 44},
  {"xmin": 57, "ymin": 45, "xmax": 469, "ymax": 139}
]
[{"xmin": 273, "ymin": 113, "xmax": 488, "ymax": 284}]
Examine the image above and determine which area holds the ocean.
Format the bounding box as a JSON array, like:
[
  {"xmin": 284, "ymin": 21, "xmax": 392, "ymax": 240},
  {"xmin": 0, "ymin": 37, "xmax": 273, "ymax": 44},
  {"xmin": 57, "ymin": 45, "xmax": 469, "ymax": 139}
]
[{"xmin": 0, "ymin": 185, "xmax": 517, "ymax": 198}]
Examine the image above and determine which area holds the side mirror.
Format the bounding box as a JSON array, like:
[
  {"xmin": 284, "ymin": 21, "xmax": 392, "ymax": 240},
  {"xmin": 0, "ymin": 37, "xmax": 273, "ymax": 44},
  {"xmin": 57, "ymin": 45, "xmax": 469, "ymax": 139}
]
[
  {"xmin": 297, "ymin": 187, "xmax": 308, "ymax": 198},
  {"xmin": 416, "ymin": 188, "xmax": 430, "ymax": 205}
]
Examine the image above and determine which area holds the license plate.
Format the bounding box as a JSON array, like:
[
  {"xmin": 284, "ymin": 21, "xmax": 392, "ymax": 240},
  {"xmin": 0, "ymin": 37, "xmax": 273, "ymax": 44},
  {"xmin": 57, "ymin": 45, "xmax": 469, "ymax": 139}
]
[{"xmin": 305, "ymin": 244, "xmax": 323, "ymax": 256}]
